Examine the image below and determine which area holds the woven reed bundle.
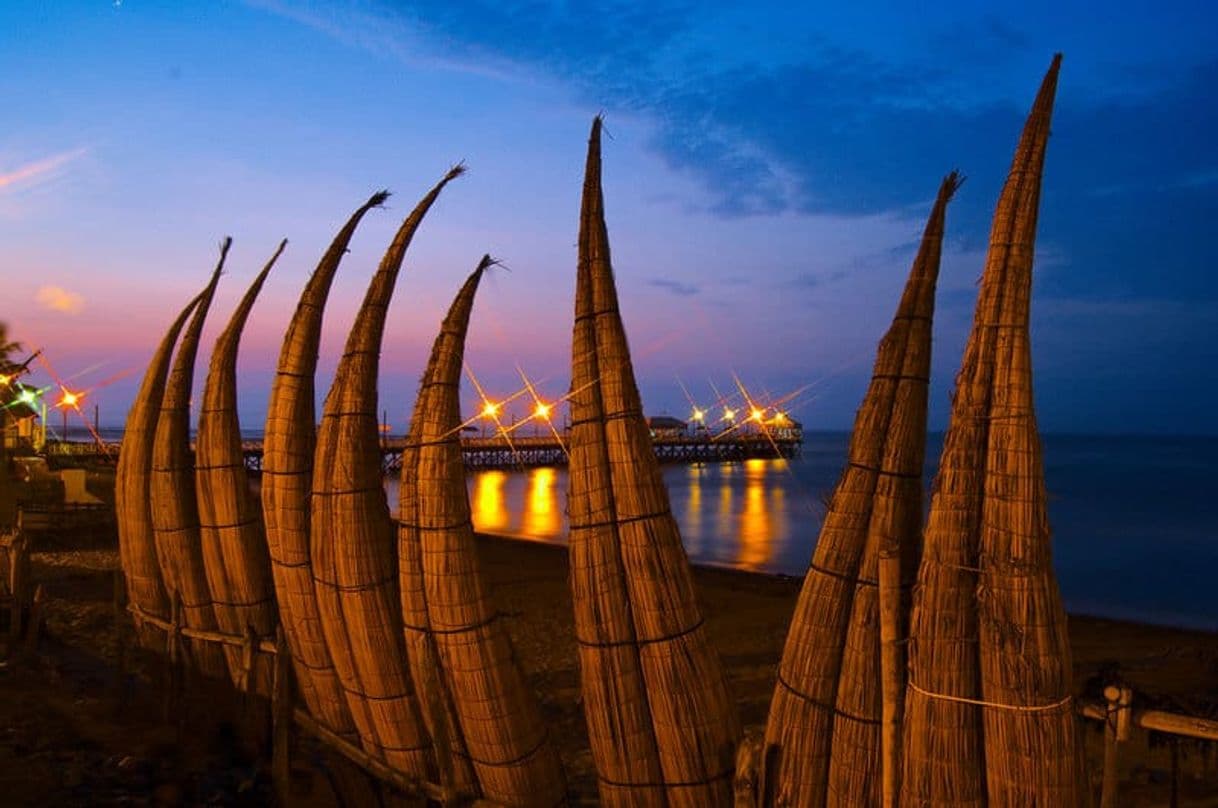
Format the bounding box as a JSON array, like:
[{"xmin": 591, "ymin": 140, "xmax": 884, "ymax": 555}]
[
  {"xmin": 400, "ymin": 257, "xmax": 566, "ymax": 805},
  {"xmin": 151, "ymin": 241, "xmax": 229, "ymax": 679},
  {"xmin": 901, "ymin": 55, "xmax": 1070, "ymax": 808},
  {"xmin": 570, "ymin": 116, "xmax": 739, "ymax": 807},
  {"xmin": 568, "ymin": 121, "xmax": 664, "ymax": 807},
  {"xmin": 311, "ymin": 167, "xmax": 462, "ymax": 777},
  {"xmin": 824, "ymin": 173, "xmax": 959, "ymax": 808},
  {"xmin": 975, "ymin": 54, "xmax": 1085, "ymax": 807},
  {"xmin": 262, "ymin": 192, "xmax": 387, "ymax": 740},
  {"xmin": 196, "ymin": 241, "xmax": 284, "ymax": 690},
  {"xmin": 115, "ymin": 291, "xmax": 201, "ymax": 646},
  {"xmin": 766, "ymin": 174, "xmax": 958, "ymax": 808}
]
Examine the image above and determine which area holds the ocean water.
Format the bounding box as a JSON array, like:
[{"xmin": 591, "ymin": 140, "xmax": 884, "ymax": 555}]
[
  {"xmin": 384, "ymin": 432, "xmax": 1218, "ymax": 632},
  {"xmin": 84, "ymin": 425, "xmax": 1216, "ymax": 630}
]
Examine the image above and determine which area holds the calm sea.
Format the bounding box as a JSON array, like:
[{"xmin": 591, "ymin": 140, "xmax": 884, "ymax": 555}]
[
  {"xmin": 85, "ymin": 426, "xmax": 1217, "ymax": 631},
  {"xmin": 386, "ymin": 432, "xmax": 1218, "ymax": 632}
]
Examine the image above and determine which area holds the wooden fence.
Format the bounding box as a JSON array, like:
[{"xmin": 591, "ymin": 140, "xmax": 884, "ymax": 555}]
[{"xmin": 117, "ymin": 576, "xmax": 500, "ymax": 806}]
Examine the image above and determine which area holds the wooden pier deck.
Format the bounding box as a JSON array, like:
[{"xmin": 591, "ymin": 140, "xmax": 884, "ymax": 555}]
[{"xmin": 46, "ymin": 429, "xmax": 802, "ymax": 472}]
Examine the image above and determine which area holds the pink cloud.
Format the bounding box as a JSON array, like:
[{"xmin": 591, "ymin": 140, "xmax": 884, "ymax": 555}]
[{"xmin": 0, "ymin": 147, "xmax": 89, "ymax": 191}]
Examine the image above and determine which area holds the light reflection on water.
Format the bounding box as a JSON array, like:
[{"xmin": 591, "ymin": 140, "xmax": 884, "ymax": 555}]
[
  {"xmin": 387, "ymin": 456, "xmax": 823, "ymax": 574},
  {"xmin": 381, "ymin": 432, "xmax": 1218, "ymax": 629}
]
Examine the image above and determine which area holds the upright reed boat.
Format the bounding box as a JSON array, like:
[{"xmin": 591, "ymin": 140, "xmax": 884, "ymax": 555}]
[
  {"xmin": 763, "ymin": 172, "xmax": 958, "ymax": 808},
  {"xmin": 567, "ymin": 116, "xmax": 740, "ymax": 807},
  {"xmin": 196, "ymin": 241, "xmax": 284, "ymax": 689},
  {"xmin": 116, "ymin": 290, "xmax": 201, "ymax": 644},
  {"xmin": 310, "ymin": 167, "xmax": 462, "ymax": 777},
  {"xmin": 150, "ymin": 242, "xmax": 228, "ymax": 678},
  {"xmin": 399, "ymin": 257, "xmax": 566, "ymax": 805},
  {"xmin": 901, "ymin": 54, "xmax": 1085, "ymax": 806},
  {"xmin": 262, "ymin": 192, "xmax": 388, "ymax": 742}
]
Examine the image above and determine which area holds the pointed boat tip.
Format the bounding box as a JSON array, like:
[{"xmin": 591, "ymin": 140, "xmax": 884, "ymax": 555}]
[
  {"xmin": 368, "ymin": 189, "xmax": 392, "ymax": 209},
  {"xmin": 942, "ymin": 170, "xmax": 966, "ymax": 200},
  {"xmin": 445, "ymin": 161, "xmax": 468, "ymax": 182}
]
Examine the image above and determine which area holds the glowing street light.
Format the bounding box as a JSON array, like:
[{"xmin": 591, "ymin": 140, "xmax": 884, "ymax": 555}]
[
  {"xmin": 724, "ymin": 408, "xmax": 736, "ymax": 421},
  {"xmin": 60, "ymin": 390, "xmax": 80, "ymax": 408},
  {"xmin": 750, "ymin": 407, "xmax": 765, "ymax": 423},
  {"xmin": 691, "ymin": 407, "xmax": 705, "ymax": 423},
  {"xmin": 18, "ymin": 389, "xmax": 37, "ymax": 406},
  {"xmin": 481, "ymin": 400, "xmax": 499, "ymax": 418},
  {"xmin": 534, "ymin": 402, "xmax": 552, "ymax": 420}
]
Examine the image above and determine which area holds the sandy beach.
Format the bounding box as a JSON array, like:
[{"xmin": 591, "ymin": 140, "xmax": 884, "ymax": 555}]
[{"xmin": 3, "ymin": 526, "xmax": 1216, "ymax": 805}]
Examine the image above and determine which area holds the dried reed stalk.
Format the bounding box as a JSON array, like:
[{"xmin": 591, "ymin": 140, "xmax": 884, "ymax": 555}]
[
  {"xmin": 901, "ymin": 55, "xmax": 1075, "ymax": 808},
  {"xmin": 766, "ymin": 173, "xmax": 957, "ymax": 807},
  {"xmin": 312, "ymin": 167, "xmax": 463, "ymax": 778},
  {"xmin": 825, "ymin": 173, "xmax": 959, "ymax": 808},
  {"xmin": 196, "ymin": 241, "xmax": 284, "ymax": 690},
  {"xmin": 976, "ymin": 54, "xmax": 1086, "ymax": 807},
  {"xmin": 151, "ymin": 240, "xmax": 229, "ymax": 678},
  {"xmin": 262, "ymin": 191, "xmax": 387, "ymax": 741},
  {"xmin": 570, "ymin": 116, "xmax": 739, "ymax": 807},
  {"xmin": 400, "ymin": 257, "xmax": 566, "ymax": 805},
  {"xmin": 116, "ymin": 291, "xmax": 200, "ymax": 647}
]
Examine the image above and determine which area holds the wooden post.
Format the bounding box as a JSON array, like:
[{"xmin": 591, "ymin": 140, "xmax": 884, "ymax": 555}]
[
  {"xmin": 1169, "ymin": 738, "xmax": 1179, "ymax": 808},
  {"xmin": 112, "ymin": 570, "xmax": 130, "ymax": 715},
  {"xmin": 1101, "ymin": 684, "xmax": 1133, "ymax": 808},
  {"xmin": 164, "ymin": 593, "xmax": 184, "ymax": 724},
  {"xmin": 271, "ymin": 627, "xmax": 293, "ymax": 801},
  {"xmin": 732, "ymin": 730, "xmax": 765, "ymax": 807},
  {"xmin": 23, "ymin": 583, "xmax": 44, "ymax": 658},
  {"xmin": 8, "ymin": 532, "xmax": 26, "ymax": 649},
  {"xmin": 240, "ymin": 623, "xmax": 257, "ymax": 695},
  {"xmin": 878, "ymin": 544, "xmax": 903, "ymax": 808},
  {"xmin": 419, "ymin": 646, "xmax": 456, "ymax": 804}
]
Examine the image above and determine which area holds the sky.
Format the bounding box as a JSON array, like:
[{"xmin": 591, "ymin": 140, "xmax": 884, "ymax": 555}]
[{"xmin": 2, "ymin": 1, "xmax": 1216, "ymax": 435}]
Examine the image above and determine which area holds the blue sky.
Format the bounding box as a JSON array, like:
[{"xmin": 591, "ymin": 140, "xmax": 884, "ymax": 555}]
[{"xmin": 2, "ymin": 1, "xmax": 1215, "ymax": 434}]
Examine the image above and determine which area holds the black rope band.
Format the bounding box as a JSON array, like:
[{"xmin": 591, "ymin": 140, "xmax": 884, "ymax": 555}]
[
  {"xmin": 396, "ymin": 517, "xmax": 474, "ymax": 532},
  {"xmin": 211, "ymin": 594, "xmax": 275, "ymax": 608},
  {"xmin": 574, "ymin": 306, "xmax": 622, "ymax": 323},
  {"xmin": 340, "ymin": 683, "xmax": 415, "ymax": 703},
  {"xmin": 272, "ymin": 368, "xmax": 310, "ymax": 379},
  {"xmin": 597, "ymin": 766, "xmax": 734, "ymax": 789},
  {"xmin": 311, "ymin": 571, "xmax": 396, "ymax": 592},
  {"xmin": 320, "ymin": 410, "xmax": 377, "ymax": 419},
  {"xmin": 193, "ymin": 461, "xmax": 252, "ymax": 472},
  {"xmin": 402, "ymin": 610, "xmax": 499, "ymax": 637},
  {"xmin": 455, "ymin": 730, "xmax": 553, "ymax": 769},
  {"xmin": 259, "ymin": 468, "xmax": 313, "ymax": 477},
  {"xmin": 848, "ymin": 461, "xmax": 921, "ymax": 480},
  {"xmin": 310, "ymin": 485, "xmax": 384, "ymax": 497},
  {"xmin": 775, "ymin": 670, "xmax": 881, "ymax": 726},
  {"xmin": 569, "ymin": 507, "xmax": 671, "ymax": 532},
  {"xmin": 271, "ymin": 557, "xmax": 310, "ymax": 569},
  {"xmin": 869, "ymin": 373, "xmax": 930, "ymax": 384},
  {"xmin": 200, "ymin": 516, "xmax": 259, "ymax": 532},
  {"xmin": 576, "ymin": 617, "xmax": 704, "ymax": 649}
]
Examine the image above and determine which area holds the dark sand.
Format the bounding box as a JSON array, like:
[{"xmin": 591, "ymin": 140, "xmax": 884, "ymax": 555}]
[{"xmin": 2, "ymin": 530, "xmax": 1216, "ymax": 805}]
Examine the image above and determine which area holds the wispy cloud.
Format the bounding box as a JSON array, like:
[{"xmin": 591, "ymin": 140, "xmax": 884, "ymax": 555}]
[
  {"xmin": 35, "ymin": 285, "xmax": 86, "ymax": 315},
  {"xmin": 647, "ymin": 278, "xmax": 701, "ymax": 296},
  {"xmin": 0, "ymin": 148, "xmax": 89, "ymax": 193}
]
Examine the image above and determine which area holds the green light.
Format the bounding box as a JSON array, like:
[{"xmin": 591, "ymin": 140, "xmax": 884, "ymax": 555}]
[{"xmin": 18, "ymin": 389, "xmax": 37, "ymax": 405}]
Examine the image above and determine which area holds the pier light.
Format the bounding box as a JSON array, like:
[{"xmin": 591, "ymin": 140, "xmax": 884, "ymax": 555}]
[
  {"xmin": 0, "ymin": 374, "xmax": 10, "ymax": 385},
  {"xmin": 750, "ymin": 407, "xmax": 764, "ymax": 422},
  {"xmin": 59, "ymin": 389, "xmax": 80, "ymax": 408},
  {"xmin": 724, "ymin": 408, "xmax": 736, "ymax": 421},
  {"xmin": 481, "ymin": 400, "xmax": 500, "ymax": 418},
  {"xmin": 534, "ymin": 402, "xmax": 552, "ymax": 420},
  {"xmin": 691, "ymin": 407, "xmax": 705, "ymax": 422},
  {"xmin": 18, "ymin": 389, "xmax": 38, "ymax": 406}
]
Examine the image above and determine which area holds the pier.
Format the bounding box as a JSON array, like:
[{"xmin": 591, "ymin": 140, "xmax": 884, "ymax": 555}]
[{"xmin": 45, "ymin": 428, "xmax": 802, "ymax": 472}]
